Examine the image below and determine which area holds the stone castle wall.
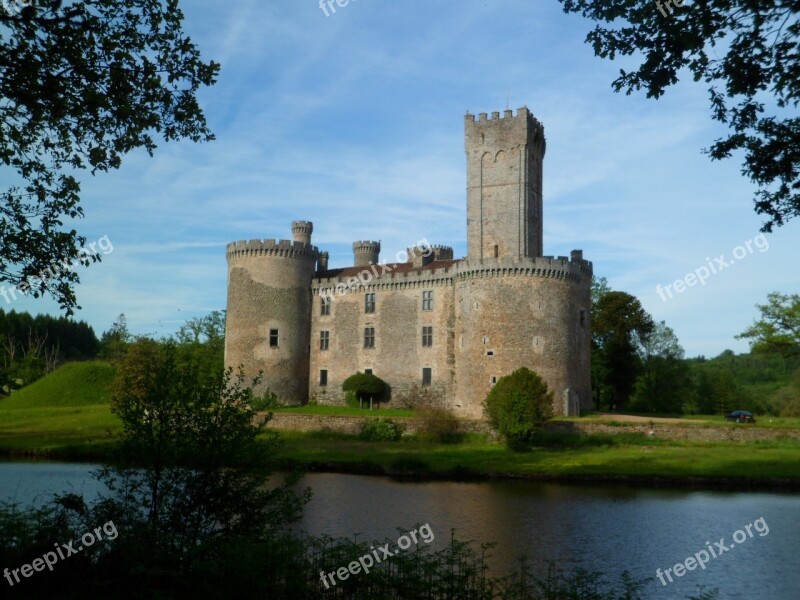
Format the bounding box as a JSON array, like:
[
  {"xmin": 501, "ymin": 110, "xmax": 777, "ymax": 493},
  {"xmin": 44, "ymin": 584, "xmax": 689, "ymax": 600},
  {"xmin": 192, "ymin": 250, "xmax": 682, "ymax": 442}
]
[
  {"xmin": 309, "ymin": 263, "xmax": 456, "ymax": 407},
  {"xmin": 224, "ymin": 107, "xmax": 592, "ymax": 418},
  {"xmin": 453, "ymin": 256, "xmax": 591, "ymax": 418},
  {"xmin": 465, "ymin": 108, "xmax": 546, "ymax": 261},
  {"xmin": 304, "ymin": 254, "xmax": 592, "ymax": 417},
  {"xmin": 225, "ymin": 240, "xmax": 318, "ymax": 404}
]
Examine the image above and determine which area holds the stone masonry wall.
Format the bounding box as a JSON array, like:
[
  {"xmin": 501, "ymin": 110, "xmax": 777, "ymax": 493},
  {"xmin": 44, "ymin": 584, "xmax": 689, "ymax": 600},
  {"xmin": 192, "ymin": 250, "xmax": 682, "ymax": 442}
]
[
  {"xmin": 267, "ymin": 413, "xmax": 800, "ymax": 443},
  {"xmin": 309, "ymin": 266, "xmax": 456, "ymax": 408}
]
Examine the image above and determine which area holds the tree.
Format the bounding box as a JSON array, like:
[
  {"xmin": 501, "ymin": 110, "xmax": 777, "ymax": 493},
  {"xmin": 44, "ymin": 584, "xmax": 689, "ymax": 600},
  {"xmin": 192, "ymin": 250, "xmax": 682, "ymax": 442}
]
[
  {"xmin": 590, "ymin": 276, "xmax": 612, "ymax": 409},
  {"xmin": 483, "ymin": 367, "xmax": 554, "ymax": 449},
  {"xmin": 173, "ymin": 310, "xmax": 226, "ymax": 380},
  {"xmin": 103, "ymin": 339, "xmax": 308, "ymax": 553},
  {"xmin": 99, "ymin": 313, "xmax": 131, "ymax": 363},
  {"xmin": 631, "ymin": 321, "xmax": 692, "ymax": 413},
  {"xmin": 593, "ymin": 291, "xmax": 655, "ymax": 410},
  {"xmin": 0, "ymin": 1, "xmax": 219, "ymax": 313},
  {"xmin": 737, "ymin": 292, "xmax": 800, "ymax": 357},
  {"xmin": 558, "ymin": 0, "xmax": 800, "ymax": 231},
  {"xmin": 341, "ymin": 371, "xmax": 388, "ymax": 406}
]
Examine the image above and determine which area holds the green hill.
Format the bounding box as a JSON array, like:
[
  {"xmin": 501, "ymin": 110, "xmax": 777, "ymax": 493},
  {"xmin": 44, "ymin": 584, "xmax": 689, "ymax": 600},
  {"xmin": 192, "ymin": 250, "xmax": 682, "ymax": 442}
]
[
  {"xmin": 2, "ymin": 361, "xmax": 116, "ymax": 409},
  {"xmin": 0, "ymin": 361, "xmax": 119, "ymax": 457}
]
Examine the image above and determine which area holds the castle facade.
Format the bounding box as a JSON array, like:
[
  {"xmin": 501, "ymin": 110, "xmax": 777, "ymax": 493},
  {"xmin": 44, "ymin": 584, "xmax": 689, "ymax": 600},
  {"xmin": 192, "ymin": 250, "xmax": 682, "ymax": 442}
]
[{"xmin": 224, "ymin": 107, "xmax": 592, "ymax": 418}]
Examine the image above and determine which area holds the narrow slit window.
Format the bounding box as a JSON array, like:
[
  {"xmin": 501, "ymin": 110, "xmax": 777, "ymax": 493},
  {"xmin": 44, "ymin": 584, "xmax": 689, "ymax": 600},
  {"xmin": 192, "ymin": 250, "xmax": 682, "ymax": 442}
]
[{"xmin": 269, "ymin": 329, "xmax": 279, "ymax": 348}]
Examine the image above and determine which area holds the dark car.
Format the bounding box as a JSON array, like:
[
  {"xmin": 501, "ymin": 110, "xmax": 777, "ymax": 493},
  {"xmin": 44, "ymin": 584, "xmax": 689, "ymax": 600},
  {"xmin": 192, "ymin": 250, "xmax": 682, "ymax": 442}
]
[{"xmin": 725, "ymin": 410, "xmax": 756, "ymax": 423}]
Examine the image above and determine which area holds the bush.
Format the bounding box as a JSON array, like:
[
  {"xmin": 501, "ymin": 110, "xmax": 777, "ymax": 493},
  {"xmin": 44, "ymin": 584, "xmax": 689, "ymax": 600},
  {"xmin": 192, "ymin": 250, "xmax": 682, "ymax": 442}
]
[
  {"xmin": 483, "ymin": 367, "xmax": 554, "ymax": 450},
  {"xmin": 251, "ymin": 389, "xmax": 281, "ymax": 411},
  {"xmin": 359, "ymin": 418, "xmax": 405, "ymax": 441},
  {"xmin": 417, "ymin": 407, "xmax": 463, "ymax": 443},
  {"xmin": 342, "ymin": 371, "xmax": 388, "ymax": 406}
]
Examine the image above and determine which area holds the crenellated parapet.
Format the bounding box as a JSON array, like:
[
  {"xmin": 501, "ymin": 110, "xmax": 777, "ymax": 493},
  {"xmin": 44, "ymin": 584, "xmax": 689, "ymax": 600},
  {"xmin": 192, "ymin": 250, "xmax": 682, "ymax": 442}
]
[
  {"xmin": 453, "ymin": 253, "xmax": 592, "ymax": 283},
  {"xmin": 464, "ymin": 106, "xmax": 546, "ymax": 154},
  {"xmin": 291, "ymin": 221, "xmax": 314, "ymax": 244},
  {"xmin": 226, "ymin": 239, "xmax": 319, "ymax": 262},
  {"xmin": 352, "ymin": 240, "xmax": 381, "ymax": 267},
  {"xmin": 405, "ymin": 244, "xmax": 454, "ymax": 262},
  {"xmin": 308, "ymin": 250, "xmax": 592, "ymax": 296},
  {"xmin": 312, "ymin": 262, "xmax": 459, "ymax": 295}
]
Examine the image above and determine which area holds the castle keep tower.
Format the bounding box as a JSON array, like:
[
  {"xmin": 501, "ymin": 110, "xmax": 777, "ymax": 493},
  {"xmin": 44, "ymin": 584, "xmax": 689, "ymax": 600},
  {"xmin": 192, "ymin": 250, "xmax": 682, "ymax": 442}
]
[
  {"xmin": 224, "ymin": 224, "xmax": 319, "ymax": 404},
  {"xmin": 465, "ymin": 108, "xmax": 545, "ymax": 261}
]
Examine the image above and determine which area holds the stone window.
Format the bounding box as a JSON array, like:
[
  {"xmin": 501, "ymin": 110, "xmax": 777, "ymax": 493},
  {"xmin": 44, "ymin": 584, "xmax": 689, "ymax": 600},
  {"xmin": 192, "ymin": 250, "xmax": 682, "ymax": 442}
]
[
  {"xmin": 580, "ymin": 310, "xmax": 586, "ymax": 327},
  {"xmin": 321, "ymin": 296, "xmax": 331, "ymax": 316},
  {"xmin": 319, "ymin": 369, "xmax": 328, "ymax": 387},
  {"xmin": 364, "ymin": 327, "xmax": 375, "ymax": 348},
  {"xmin": 269, "ymin": 329, "xmax": 279, "ymax": 348},
  {"xmin": 422, "ymin": 326, "xmax": 433, "ymax": 347},
  {"xmin": 422, "ymin": 367, "xmax": 432, "ymax": 386},
  {"xmin": 365, "ymin": 368, "xmax": 373, "ymax": 375},
  {"xmin": 491, "ymin": 376, "xmax": 497, "ymax": 385},
  {"xmin": 422, "ymin": 290, "xmax": 433, "ymax": 311},
  {"xmin": 320, "ymin": 330, "xmax": 330, "ymax": 351},
  {"xmin": 365, "ymin": 293, "xmax": 376, "ymax": 314}
]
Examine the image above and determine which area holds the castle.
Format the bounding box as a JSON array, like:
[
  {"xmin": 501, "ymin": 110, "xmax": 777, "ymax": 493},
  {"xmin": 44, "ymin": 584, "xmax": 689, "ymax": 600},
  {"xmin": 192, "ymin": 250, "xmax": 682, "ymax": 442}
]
[{"xmin": 224, "ymin": 107, "xmax": 592, "ymax": 418}]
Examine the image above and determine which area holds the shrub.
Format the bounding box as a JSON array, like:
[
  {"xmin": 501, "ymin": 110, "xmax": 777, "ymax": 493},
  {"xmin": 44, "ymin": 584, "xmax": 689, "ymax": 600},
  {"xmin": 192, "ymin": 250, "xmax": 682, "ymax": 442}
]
[
  {"xmin": 359, "ymin": 418, "xmax": 405, "ymax": 441},
  {"xmin": 483, "ymin": 367, "xmax": 554, "ymax": 450},
  {"xmin": 251, "ymin": 389, "xmax": 281, "ymax": 411},
  {"xmin": 417, "ymin": 407, "xmax": 463, "ymax": 443},
  {"xmin": 342, "ymin": 372, "xmax": 388, "ymax": 406}
]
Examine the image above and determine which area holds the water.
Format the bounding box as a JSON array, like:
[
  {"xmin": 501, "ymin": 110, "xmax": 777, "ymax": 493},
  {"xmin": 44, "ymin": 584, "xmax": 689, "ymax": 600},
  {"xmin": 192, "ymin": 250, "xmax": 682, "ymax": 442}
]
[{"xmin": 1, "ymin": 463, "xmax": 798, "ymax": 599}]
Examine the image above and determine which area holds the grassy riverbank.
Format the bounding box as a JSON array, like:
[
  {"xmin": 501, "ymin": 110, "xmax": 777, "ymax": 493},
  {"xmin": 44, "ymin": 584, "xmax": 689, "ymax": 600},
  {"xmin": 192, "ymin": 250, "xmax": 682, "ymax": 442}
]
[
  {"xmin": 272, "ymin": 429, "xmax": 800, "ymax": 488},
  {"xmin": 2, "ymin": 362, "xmax": 800, "ymax": 488}
]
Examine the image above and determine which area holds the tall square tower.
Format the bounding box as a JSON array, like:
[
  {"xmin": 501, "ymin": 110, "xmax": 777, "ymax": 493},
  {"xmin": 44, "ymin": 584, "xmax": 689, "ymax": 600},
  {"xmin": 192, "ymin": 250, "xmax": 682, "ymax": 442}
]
[{"xmin": 465, "ymin": 108, "xmax": 546, "ymax": 260}]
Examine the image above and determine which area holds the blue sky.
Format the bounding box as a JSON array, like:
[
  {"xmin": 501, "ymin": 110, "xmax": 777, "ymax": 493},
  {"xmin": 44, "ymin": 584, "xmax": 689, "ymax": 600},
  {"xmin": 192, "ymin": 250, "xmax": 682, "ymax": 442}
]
[{"xmin": 6, "ymin": 0, "xmax": 799, "ymax": 357}]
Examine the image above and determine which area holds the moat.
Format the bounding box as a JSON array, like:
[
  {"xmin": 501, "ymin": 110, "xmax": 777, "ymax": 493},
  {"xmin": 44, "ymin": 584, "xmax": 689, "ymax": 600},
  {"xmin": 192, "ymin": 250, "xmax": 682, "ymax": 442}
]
[{"xmin": 2, "ymin": 462, "xmax": 798, "ymax": 599}]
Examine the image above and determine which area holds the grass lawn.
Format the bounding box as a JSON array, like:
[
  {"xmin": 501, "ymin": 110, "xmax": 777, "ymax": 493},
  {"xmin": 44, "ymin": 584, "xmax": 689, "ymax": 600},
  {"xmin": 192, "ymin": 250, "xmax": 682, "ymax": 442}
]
[
  {"xmin": 0, "ymin": 362, "xmax": 121, "ymax": 458},
  {"xmin": 273, "ymin": 430, "xmax": 800, "ymax": 482},
  {"xmin": 2, "ymin": 363, "xmax": 800, "ymax": 486}
]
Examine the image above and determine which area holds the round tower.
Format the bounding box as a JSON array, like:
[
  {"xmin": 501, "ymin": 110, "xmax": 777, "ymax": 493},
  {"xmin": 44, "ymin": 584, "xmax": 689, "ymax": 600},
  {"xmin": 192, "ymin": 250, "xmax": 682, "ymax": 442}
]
[
  {"xmin": 352, "ymin": 241, "xmax": 381, "ymax": 267},
  {"xmin": 292, "ymin": 220, "xmax": 313, "ymax": 245},
  {"xmin": 225, "ymin": 223, "xmax": 318, "ymax": 405},
  {"xmin": 318, "ymin": 251, "xmax": 329, "ymax": 272},
  {"xmin": 453, "ymin": 256, "xmax": 592, "ymax": 418}
]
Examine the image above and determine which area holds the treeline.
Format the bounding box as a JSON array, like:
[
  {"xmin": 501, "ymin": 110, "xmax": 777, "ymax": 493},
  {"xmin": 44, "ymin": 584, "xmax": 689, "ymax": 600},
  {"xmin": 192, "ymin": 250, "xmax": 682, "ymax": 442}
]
[
  {"xmin": 593, "ymin": 281, "xmax": 800, "ymax": 416},
  {"xmin": 0, "ymin": 309, "xmax": 99, "ymax": 394}
]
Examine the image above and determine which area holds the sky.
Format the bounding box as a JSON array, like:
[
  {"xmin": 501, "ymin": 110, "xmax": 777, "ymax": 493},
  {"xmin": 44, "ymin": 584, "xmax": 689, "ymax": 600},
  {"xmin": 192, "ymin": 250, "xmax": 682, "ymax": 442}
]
[{"xmin": 5, "ymin": 0, "xmax": 799, "ymax": 358}]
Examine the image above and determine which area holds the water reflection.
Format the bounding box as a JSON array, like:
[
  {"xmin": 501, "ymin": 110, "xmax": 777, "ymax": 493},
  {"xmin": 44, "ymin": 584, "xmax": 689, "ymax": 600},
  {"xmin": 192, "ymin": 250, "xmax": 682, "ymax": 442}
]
[{"xmin": 1, "ymin": 464, "xmax": 798, "ymax": 599}]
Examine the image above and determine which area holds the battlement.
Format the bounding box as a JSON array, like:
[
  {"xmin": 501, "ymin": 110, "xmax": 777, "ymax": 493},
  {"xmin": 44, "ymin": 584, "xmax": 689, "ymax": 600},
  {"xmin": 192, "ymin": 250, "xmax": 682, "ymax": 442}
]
[
  {"xmin": 226, "ymin": 238, "xmax": 319, "ymax": 262},
  {"xmin": 464, "ymin": 106, "xmax": 543, "ymax": 131},
  {"xmin": 312, "ymin": 261, "xmax": 459, "ymax": 294},
  {"xmin": 291, "ymin": 220, "xmax": 313, "ymax": 244},
  {"xmin": 428, "ymin": 245, "xmax": 454, "ymax": 260},
  {"xmin": 352, "ymin": 240, "xmax": 381, "ymax": 267},
  {"xmin": 465, "ymin": 106, "xmax": 533, "ymax": 123},
  {"xmin": 464, "ymin": 106, "xmax": 545, "ymax": 153},
  {"xmin": 453, "ymin": 253, "xmax": 592, "ymax": 283}
]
